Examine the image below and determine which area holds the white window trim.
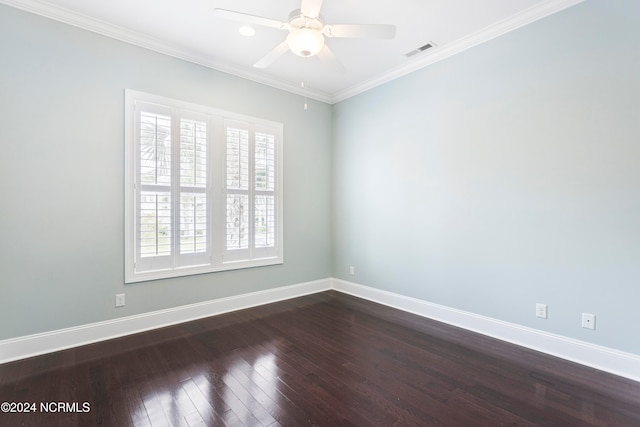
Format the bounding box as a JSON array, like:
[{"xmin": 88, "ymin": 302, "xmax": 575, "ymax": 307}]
[{"xmin": 125, "ymin": 89, "xmax": 283, "ymax": 283}]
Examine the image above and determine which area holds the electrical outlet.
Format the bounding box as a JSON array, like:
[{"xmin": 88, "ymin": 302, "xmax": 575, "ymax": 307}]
[
  {"xmin": 115, "ymin": 293, "xmax": 125, "ymax": 308},
  {"xmin": 536, "ymin": 303, "xmax": 547, "ymax": 319},
  {"xmin": 349, "ymin": 266, "xmax": 355, "ymax": 275},
  {"xmin": 581, "ymin": 312, "xmax": 595, "ymax": 330}
]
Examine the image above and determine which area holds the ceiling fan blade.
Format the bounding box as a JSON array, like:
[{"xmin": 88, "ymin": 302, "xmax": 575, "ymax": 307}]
[
  {"xmin": 213, "ymin": 8, "xmax": 288, "ymax": 30},
  {"xmin": 323, "ymin": 24, "xmax": 396, "ymax": 39},
  {"xmin": 254, "ymin": 40, "xmax": 290, "ymax": 69},
  {"xmin": 300, "ymin": 0, "xmax": 323, "ymax": 19},
  {"xmin": 317, "ymin": 45, "xmax": 346, "ymax": 73}
]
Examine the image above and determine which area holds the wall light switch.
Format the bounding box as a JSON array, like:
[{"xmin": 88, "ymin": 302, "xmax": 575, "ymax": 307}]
[
  {"xmin": 115, "ymin": 293, "xmax": 125, "ymax": 308},
  {"xmin": 349, "ymin": 266, "xmax": 355, "ymax": 276}
]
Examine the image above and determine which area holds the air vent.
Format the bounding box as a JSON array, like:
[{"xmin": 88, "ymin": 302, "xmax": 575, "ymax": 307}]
[{"xmin": 405, "ymin": 41, "xmax": 436, "ymax": 57}]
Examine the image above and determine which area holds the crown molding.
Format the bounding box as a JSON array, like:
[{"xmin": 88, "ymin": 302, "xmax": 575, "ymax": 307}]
[
  {"xmin": 0, "ymin": 0, "xmax": 332, "ymax": 103},
  {"xmin": 1, "ymin": 0, "xmax": 583, "ymax": 105},
  {"xmin": 329, "ymin": 0, "xmax": 584, "ymax": 103}
]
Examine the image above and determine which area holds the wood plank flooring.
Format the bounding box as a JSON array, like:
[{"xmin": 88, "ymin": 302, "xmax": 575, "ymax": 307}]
[{"xmin": 1, "ymin": 291, "xmax": 639, "ymax": 426}]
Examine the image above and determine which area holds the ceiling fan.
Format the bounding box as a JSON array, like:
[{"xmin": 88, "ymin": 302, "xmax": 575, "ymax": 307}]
[{"xmin": 213, "ymin": 0, "xmax": 396, "ymax": 69}]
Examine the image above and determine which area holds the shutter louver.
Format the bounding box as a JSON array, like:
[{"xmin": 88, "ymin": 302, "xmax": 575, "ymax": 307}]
[
  {"xmin": 180, "ymin": 193, "xmax": 207, "ymax": 254},
  {"xmin": 180, "ymin": 119, "xmax": 208, "ymax": 256},
  {"xmin": 255, "ymin": 195, "xmax": 275, "ymax": 248},
  {"xmin": 139, "ymin": 192, "xmax": 172, "ymax": 257},
  {"xmin": 226, "ymin": 127, "xmax": 250, "ymax": 251},
  {"xmin": 255, "ymin": 132, "xmax": 276, "ymax": 248},
  {"xmin": 180, "ymin": 119, "xmax": 207, "ymax": 187},
  {"xmin": 138, "ymin": 111, "xmax": 172, "ymax": 261},
  {"xmin": 140, "ymin": 112, "xmax": 171, "ymax": 186}
]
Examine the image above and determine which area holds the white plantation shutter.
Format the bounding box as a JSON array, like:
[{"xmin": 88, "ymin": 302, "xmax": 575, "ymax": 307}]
[
  {"xmin": 125, "ymin": 90, "xmax": 282, "ymax": 283},
  {"xmin": 177, "ymin": 114, "xmax": 210, "ymax": 267},
  {"xmin": 223, "ymin": 121, "xmax": 280, "ymax": 262},
  {"xmin": 254, "ymin": 131, "xmax": 276, "ymax": 251},
  {"xmin": 139, "ymin": 192, "xmax": 172, "ymax": 257},
  {"xmin": 225, "ymin": 125, "xmax": 250, "ymax": 255},
  {"xmin": 130, "ymin": 100, "xmax": 212, "ymax": 274},
  {"xmin": 135, "ymin": 104, "xmax": 174, "ymax": 272}
]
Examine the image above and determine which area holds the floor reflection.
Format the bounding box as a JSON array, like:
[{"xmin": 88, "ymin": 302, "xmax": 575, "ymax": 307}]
[{"xmin": 218, "ymin": 345, "xmax": 282, "ymax": 425}]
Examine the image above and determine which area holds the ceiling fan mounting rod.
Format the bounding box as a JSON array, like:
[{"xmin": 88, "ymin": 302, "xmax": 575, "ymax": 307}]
[{"xmin": 288, "ymin": 9, "xmax": 323, "ymax": 31}]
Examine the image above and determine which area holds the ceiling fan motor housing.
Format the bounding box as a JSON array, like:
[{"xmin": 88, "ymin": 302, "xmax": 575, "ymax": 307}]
[{"xmin": 287, "ymin": 10, "xmax": 325, "ymax": 57}]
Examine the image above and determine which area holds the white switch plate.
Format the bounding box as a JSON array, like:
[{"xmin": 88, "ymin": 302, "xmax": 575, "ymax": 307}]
[
  {"xmin": 581, "ymin": 312, "xmax": 595, "ymax": 330},
  {"xmin": 115, "ymin": 293, "xmax": 125, "ymax": 307},
  {"xmin": 349, "ymin": 266, "xmax": 355, "ymax": 275},
  {"xmin": 535, "ymin": 303, "xmax": 547, "ymax": 319}
]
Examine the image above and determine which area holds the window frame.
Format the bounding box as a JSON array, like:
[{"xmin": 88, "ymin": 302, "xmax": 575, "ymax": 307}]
[{"xmin": 125, "ymin": 89, "xmax": 283, "ymax": 283}]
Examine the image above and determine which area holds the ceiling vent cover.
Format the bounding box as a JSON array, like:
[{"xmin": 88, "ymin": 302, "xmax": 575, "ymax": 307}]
[{"xmin": 405, "ymin": 42, "xmax": 435, "ymax": 57}]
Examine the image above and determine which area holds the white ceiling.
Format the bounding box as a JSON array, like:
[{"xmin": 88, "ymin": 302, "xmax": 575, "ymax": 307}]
[{"xmin": 2, "ymin": 0, "xmax": 583, "ymax": 103}]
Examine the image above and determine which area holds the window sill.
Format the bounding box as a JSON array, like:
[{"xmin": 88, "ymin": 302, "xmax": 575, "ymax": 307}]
[{"xmin": 125, "ymin": 257, "xmax": 283, "ymax": 284}]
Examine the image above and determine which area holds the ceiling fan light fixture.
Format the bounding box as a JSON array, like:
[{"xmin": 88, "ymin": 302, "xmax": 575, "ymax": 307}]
[{"xmin": 287, "ymin": 28, "xmax": 324, "ymax": 57}]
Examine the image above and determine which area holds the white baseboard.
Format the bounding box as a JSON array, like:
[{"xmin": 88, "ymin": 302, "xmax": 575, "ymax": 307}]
[
  {"xmin": 332, "ymin": 278, "xmax": 640, "ymax": 383},
  {"xmin": 0, "ymin": 278, "xmax": 331, "ymax": 364},
  {"xmin": 2, "ymin": 277, "xmax": 638, "ymax": 383}
]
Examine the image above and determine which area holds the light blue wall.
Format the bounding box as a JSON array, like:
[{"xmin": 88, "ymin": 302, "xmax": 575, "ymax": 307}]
[
  {"xmin": 0, "ymin": 4, "xmax": 332, "ymax": 340},
  {"xmin": 2, "ymin": 0, "xmax": 639, "ymax": 358},
  {"xmin": 332, "ymin": 0, "xmax": 640, "ymax": 355}
]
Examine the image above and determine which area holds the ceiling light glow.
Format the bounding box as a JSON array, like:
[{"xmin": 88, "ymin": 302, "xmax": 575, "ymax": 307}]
[{"xmin": 287, "ymin": 28, "xmax": 324, "ymax": 57}]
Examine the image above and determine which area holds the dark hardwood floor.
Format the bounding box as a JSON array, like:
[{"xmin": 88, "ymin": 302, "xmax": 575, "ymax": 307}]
[{"xmin": 1, "ymin": 291, "xmax": 639, "ymax": 426}]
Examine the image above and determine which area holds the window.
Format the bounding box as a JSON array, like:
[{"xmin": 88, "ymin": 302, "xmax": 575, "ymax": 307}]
[{"xmin": 125, "ymin": 90, "xmax": 283, "ymax": 283}]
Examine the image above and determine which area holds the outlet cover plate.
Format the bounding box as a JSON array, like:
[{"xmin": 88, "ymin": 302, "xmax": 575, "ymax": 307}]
[
  {"xmin": 582, "ymin": 312, "xmax": 595, "ymax": 330},
  {"xmin": 536, "ymin": 303, "xmax": 547, "ymax": 319}
]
